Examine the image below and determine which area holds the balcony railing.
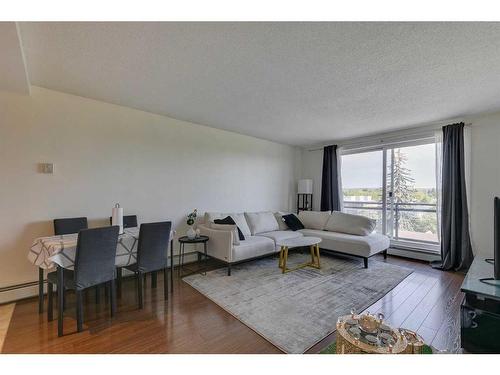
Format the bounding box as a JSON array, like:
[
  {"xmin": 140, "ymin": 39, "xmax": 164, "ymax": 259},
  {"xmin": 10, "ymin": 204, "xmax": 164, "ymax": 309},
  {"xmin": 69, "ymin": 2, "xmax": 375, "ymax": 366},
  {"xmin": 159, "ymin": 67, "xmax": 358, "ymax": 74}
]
[{"xmin": 342, "ymin": 200, "xmax": 439, "ymax": 244}]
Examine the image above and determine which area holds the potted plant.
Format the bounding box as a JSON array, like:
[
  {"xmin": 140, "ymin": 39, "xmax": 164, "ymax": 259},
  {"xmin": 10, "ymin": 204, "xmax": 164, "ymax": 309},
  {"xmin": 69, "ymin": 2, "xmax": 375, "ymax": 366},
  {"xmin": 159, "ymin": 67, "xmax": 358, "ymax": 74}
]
[{"xmin": 186, "ymin": 209, "xmax": 198, "ymax": 239}]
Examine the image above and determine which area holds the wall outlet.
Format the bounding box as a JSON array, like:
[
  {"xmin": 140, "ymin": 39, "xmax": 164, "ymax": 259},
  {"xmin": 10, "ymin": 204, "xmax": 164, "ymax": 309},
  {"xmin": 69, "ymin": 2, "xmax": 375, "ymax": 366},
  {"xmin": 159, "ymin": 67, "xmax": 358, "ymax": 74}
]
[{"xmin": 38, "ymin": 163, "xmax": 54, "ymax": 174}]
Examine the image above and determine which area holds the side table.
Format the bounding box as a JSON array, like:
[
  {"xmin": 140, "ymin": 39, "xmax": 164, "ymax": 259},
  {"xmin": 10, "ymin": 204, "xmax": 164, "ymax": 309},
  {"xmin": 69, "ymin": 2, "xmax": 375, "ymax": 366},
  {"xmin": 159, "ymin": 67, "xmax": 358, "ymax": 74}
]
[{"xmin": 178, "ymin": 235, "xmax": 209, "ymax": 277}]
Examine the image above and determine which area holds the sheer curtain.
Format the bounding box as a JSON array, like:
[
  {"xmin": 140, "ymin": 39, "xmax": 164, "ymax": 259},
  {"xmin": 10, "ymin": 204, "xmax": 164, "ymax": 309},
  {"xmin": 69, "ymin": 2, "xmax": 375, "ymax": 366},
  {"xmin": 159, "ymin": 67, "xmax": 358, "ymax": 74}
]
[
  {"xmin": 337, "ymin": 146, "xmax": 344, "ymax": 211},
  {"xmin": 435, "ymin": 130, "xmax": 443, "ymax": 244},
  {"xmin": 464, "ymin": 124, "xmax": 472, "ymax": 245}
]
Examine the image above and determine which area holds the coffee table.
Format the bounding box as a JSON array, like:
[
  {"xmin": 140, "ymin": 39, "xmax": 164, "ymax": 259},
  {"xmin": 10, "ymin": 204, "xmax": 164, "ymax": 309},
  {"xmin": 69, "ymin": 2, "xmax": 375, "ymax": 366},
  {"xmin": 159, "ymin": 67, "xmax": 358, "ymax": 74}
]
[{"xmin": 276, "ymin": 236, "xmax": 322, "ymax": 274}]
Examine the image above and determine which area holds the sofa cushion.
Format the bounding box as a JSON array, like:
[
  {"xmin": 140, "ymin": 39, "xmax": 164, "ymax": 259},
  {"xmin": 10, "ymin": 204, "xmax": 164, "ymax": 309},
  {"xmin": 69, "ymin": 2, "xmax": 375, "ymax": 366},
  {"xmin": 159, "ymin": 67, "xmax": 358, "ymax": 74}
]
[
  {"xmin": 214, "ymin": 216, "xmax": 245, "ymax": 241},
  {"xmin": 282, "ymin": 214, "xmax": 304, "ymax": 231},
  {"xmin": 299, "ymin": 228, "xmax": 390, "ymax": 258},
  {"xmin": 324, "ymin": 211, "xmax": 376, "ymax": 236},
  {"xmin": 274, "ymin": 212, "xmax": 290, "ymax": 231},
  {"xmin": 256, "ymin": 230, "xmax": 303, "ymax": 246},
  {"xmin": 231, "ymin": 236, "xmax": 276, "ymax": 262},
  {"xmin": 210, "ymin": 223, "xmax": 240, "ymax": 245},
  {"xmin": 245, "ymin": 211, "xmax": 279, "ymax": 235},
  {"xmin": 298, "ymin": 211, "xmax": 331, "ymax": 230},
  {"xmin": 204, "ymin": 212, "xmax": 252, "ymax": 237}
]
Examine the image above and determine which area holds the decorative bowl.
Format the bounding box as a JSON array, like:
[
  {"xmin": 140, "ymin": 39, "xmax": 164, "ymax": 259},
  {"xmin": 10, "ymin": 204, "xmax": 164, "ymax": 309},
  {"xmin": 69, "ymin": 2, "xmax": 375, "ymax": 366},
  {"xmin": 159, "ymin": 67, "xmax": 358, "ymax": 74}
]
[
  {"xmin": 365, "ymin": 335, "xmax": 379, "ymax": 345},
  {"xmin": 358, "ymin": 314, "xmax": 380, "ymax": 333},
  {"xmin": 379, "ymin": 324, "xmax": 392, "ymax": 332},
  {"xmin": 348, "ymin": 327, "xmax": 361, "ymax": 336},
  {"xmin": 346, "ymin": 318, "xmax": 358, "ymax": 326}
]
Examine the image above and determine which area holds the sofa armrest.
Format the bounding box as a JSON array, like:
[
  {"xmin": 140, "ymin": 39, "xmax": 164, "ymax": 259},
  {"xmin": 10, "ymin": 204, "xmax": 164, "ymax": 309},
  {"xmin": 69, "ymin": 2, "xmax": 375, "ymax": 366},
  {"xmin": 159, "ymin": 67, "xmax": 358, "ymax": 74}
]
[{"xmin": 198, "ymin": 224, "xmax": 233, "ymax": 263}]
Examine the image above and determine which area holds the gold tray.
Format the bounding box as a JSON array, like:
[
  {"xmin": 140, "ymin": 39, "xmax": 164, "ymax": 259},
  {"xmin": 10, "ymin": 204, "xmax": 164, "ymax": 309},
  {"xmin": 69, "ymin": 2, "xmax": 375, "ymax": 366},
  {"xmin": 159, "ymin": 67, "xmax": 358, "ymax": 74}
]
[{"xmin": 336, "ymin": 315, "xmax": 408, "ymax": 354}]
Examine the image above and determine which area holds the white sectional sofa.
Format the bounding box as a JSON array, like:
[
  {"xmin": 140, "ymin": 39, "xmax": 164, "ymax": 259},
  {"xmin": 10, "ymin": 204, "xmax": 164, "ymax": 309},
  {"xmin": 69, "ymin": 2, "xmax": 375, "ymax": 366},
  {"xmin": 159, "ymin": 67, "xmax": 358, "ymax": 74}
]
[{"xmin": 198, "ymin": 210, "xmax": 390, "ymax": 275}]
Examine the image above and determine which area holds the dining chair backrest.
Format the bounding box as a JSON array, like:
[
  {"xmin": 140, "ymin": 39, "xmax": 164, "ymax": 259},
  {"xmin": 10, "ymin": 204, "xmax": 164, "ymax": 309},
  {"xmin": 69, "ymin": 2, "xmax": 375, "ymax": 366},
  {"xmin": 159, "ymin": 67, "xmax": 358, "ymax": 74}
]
[
  {"xmin": 109, "ymin": 215, "xmax": 138, "ymax": 228},
  {"xmin": 74, "ymin": 226, "xmax": 120, "ymax": 290},
  {"xmin": 53, "ymin": 217, "xmax": 88, "ymax": 236},
  {"xmin": 137, "ymin": 221, "xmax": 172, "ymax": 273}
]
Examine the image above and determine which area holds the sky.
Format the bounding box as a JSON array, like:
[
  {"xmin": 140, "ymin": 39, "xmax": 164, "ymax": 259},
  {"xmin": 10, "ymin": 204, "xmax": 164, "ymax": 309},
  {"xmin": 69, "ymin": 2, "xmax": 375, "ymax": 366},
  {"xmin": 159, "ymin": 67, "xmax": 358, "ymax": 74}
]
[{"xmin": 341, "ymin": 143, "xmax": 437, "ymax": 189}]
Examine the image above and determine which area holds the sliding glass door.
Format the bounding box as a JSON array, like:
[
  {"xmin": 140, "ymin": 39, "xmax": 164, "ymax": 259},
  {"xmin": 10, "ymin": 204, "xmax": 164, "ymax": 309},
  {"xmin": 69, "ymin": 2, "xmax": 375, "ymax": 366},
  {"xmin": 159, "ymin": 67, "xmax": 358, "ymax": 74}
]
[
  {"xmin": 387, "ymin": 144, "xmax": 439, "ymax": 246},
  {"xmin": 342, "ymin": 150, "xmax": 385, "ymax": 234},
  {"xmin": 341, "ymin": 141, "xmax": 440, "ymax": 252}
]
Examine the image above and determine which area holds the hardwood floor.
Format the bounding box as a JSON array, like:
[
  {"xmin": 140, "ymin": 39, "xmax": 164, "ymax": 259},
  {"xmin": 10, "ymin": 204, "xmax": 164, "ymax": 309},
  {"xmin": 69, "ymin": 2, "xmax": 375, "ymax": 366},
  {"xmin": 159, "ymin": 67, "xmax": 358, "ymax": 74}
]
[
  {"xmin": 1, "ymin": 253, "xmax": 464, "ymax": 354},
  {"xmin": 0, "ymin": 303, "xmax": 15, "ymax": 352},
  {"xmin": 308, "ymin": 254, "xmax": 464, "ymax": 353}
]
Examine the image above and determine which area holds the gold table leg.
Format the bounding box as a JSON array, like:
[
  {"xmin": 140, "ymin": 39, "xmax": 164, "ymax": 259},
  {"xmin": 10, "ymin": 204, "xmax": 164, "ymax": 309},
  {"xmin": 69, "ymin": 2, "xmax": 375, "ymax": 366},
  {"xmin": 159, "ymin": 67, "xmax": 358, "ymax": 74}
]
[
  {"xmin": 308, "ymin": 244, "xmax": 321, "ymax": 269},
  {"xmin": 311, "ymin": 244, "xmax": 321, "ymax": 268},
  {"xmin": 279, "ymin": 243, "xmax": 321, "ymax": 273},
  {"xmin": 279, "ymin": 245, "xmax": 289, "ymax": 272},
  {"xmin": 309, "ymin": 245, "xmax": 315, "ymax": 264},
  {"xmin": 281, "ymin": 246, "xmax": 289, "ymax": 273}
]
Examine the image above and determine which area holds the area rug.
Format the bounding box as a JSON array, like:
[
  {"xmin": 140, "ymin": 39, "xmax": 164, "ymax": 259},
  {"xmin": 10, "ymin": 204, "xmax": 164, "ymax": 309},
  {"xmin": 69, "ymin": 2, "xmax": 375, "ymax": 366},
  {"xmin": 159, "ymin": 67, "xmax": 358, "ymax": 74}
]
[{"xmin": 183, "ymin": 253, "xmax": 412, "ymax": 354}]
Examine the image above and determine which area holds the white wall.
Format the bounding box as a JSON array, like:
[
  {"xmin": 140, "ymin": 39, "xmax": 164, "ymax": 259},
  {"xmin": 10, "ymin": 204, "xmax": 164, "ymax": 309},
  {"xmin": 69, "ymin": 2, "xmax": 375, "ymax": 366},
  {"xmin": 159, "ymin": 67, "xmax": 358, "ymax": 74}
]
[
  {"xmin": 0, "ymin": 87, "xmax": 300, "ymax": 302},
  {"xmin": 300, "ymin": 148, "xmax": 323, "ymax": 211},
  {"xmin": 300, "ymin": 111, "xmax": 500, "ymax": 258},
  {"xmin": 469, "ymin": 112, "xmax": 500, "ymax": 257}
]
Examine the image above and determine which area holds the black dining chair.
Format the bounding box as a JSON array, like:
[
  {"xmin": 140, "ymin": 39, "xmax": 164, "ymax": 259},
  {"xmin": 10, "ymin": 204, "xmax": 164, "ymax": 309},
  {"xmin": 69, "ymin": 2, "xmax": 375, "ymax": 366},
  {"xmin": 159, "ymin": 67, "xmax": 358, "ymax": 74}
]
[
  {"xmin": 123, "ymin": 221, "xmax": 172, "ymax": 309},
  {"xmin": 109, "ymin": 215, "xmax": 138, "ymax": 228},
  {"xmin": 108, "ymin": 215, "xmax": 138, "ymax": 294},
  {"xmin": 47, "ymin": 226, "xmax": 119, "ymax": 336},
  {"xmin": 38, "ymin": 217, "xmax": 89, "ymax": 314},
  {"xmin": 54, "ymin": 217, "xmax": 89, "ymax": 236}
]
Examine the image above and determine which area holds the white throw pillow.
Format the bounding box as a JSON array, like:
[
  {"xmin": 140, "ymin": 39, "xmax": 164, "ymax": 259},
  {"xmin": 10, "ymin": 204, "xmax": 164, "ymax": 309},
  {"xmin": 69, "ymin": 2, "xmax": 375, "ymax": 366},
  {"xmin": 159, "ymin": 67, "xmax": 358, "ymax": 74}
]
[
  {"xmin": 274, "ymin": 211, "xmax": 290, "ymax": 231},
  {"xmin": 210, "ymin": 223, "xmax": 240, "ymax": 245},
  {"xmin": 245, "ymin": 211, "xmax": 279, "ymax": 235},
  {"xmin": 324, "ymin": 211, "xmax": 376, "ymax": 236},
  {"xmin": 204, "ymin": 212, "xmax": 224, "ymax": 224},
  {"xmin": 204, "ymin": 211, "xmax": 251, "ymax": 237},
  {"xmin": 229, "ymin": 213, "xmax": 252, "ymax": 237},
  {"xmin": 298, "ymin": 211, "xmax": 331, "ymax": 230}
]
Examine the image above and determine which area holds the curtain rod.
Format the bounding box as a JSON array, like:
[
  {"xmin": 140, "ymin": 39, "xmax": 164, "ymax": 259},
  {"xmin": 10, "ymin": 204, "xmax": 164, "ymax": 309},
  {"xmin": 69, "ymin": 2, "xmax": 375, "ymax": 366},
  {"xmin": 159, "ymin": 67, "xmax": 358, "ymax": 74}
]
[{"xmin": 307, "ymin": 122, "xmax": 471, "ymax": 152}]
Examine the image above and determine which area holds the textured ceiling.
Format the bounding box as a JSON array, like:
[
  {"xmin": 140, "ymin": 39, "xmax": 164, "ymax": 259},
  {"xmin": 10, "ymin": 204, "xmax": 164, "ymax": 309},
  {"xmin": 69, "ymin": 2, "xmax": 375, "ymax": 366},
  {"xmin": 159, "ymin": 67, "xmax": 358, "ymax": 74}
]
[{"xmin": 17, "ymin": 22, "xmax": 500, "ymax": 146}]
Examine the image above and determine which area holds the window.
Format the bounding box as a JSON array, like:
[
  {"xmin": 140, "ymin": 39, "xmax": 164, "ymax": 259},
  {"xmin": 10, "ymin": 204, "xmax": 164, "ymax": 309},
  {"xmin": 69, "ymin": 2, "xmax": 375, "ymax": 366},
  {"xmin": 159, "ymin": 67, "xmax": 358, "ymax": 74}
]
[
  {"xmin": 342, "ymin": 150, "xmax": 384, "ymax": 234},
  {"xmin": 341, "ymin": 138, "xmax": 440, "ymax": 253}
]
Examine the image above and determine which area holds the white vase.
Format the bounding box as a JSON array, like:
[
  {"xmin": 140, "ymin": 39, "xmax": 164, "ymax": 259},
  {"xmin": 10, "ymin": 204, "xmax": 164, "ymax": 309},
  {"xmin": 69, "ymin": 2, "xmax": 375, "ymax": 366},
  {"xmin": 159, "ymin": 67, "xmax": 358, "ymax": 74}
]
[{"xmin": 187, "ymin": 226, "xmax": 196, "ymax": 240}]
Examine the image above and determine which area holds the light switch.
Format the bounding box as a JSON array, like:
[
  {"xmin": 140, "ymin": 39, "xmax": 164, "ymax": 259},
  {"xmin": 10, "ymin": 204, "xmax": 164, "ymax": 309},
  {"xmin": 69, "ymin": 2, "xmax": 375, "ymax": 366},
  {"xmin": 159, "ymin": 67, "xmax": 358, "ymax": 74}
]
[{"xmin": 38, "ymin": 163, "xmax": 54, "ymax": 174}]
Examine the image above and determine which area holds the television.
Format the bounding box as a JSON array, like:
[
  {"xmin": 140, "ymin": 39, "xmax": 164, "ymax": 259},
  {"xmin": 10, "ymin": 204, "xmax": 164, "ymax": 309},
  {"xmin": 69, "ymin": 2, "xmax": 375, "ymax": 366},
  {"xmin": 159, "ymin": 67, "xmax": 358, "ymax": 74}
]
[{"xmin": 495, "ymin": 197, "xmax": 500, "ymax": 280}]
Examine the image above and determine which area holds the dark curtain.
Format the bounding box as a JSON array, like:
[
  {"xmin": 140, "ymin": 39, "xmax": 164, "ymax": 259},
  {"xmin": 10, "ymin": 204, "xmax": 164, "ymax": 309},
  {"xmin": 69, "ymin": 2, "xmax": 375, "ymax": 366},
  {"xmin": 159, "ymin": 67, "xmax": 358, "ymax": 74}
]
[
  {"xmin": 320, "ymin": 145, "xmax": 341, "ymax": 211},
  {"xmin": 432, "ymin": 123, "xmax": 474, "ymax": 271}
]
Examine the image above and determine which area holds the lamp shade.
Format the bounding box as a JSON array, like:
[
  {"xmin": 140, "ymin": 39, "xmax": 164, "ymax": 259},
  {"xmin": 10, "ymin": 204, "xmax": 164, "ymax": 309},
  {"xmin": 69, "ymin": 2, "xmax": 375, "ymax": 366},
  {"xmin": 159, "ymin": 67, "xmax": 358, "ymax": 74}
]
[{"xmin": 298, "ymin": 179, "xmax": 313, "ymax": 194}]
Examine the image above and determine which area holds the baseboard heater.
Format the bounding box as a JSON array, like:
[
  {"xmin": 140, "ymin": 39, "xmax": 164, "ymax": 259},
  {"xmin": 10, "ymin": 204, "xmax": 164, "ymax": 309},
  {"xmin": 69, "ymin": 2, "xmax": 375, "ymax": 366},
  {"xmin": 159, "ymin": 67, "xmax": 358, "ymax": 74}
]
[
  {"xmin": 0, "ymin": 251, "xmax": 200, "ymax": 304},
  {"xmin": 388, "ymin": 246, "xmax": 441, "ymax": 262},
  {"xmin": 0, "ymin": 280, "xmax": 40, "ymax": 294}
]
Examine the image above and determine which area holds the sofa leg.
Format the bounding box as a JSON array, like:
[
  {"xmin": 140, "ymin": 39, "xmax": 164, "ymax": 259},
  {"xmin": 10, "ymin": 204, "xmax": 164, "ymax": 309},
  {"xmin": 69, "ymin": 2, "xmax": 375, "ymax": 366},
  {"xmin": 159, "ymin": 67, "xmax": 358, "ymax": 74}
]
[
  {"xmin": 383, "ymin": 250, "xmax": 388, "ymax": 260},
  {"xmin": 363, "ymin": 258, "xmax": 368, "ymax": 269},
  {"xmin": 227, "ymin": 265, "xmax": 231, "ymax": 276}
]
